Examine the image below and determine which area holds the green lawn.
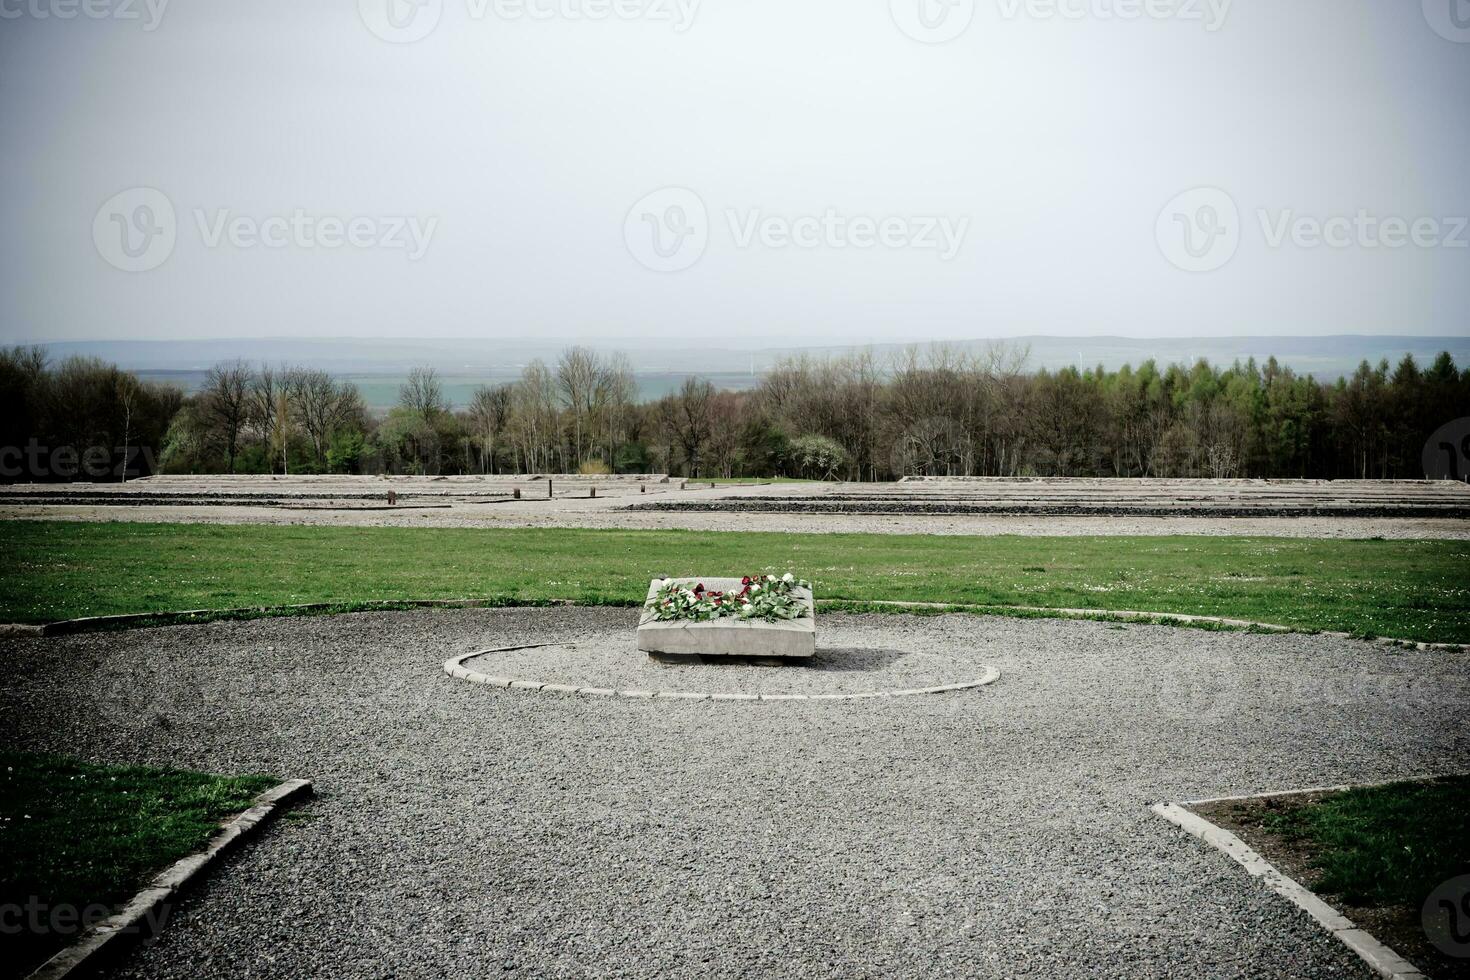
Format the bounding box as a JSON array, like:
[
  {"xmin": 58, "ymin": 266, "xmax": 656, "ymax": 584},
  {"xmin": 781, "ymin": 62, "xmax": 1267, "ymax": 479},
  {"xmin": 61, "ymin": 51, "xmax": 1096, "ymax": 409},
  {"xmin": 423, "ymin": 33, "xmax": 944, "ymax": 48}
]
[
  {"xmin": 1, "ymin": 521, "xmax": 1467, "ymax": 642},
  {"xmin": 0, "ymin": 752, "xmax": 277, "ymax": 975},
  {"xmin": 1259, "ymin": 776, "xmax": 1470, "ymax": 907}
]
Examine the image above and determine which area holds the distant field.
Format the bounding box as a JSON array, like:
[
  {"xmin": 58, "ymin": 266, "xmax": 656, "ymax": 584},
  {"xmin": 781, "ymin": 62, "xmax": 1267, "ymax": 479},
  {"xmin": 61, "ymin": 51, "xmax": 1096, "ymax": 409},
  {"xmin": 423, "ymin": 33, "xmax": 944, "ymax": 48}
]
[{"xmin": 1, "ymin": 522, "xmax": 1466, "ymax": 642}]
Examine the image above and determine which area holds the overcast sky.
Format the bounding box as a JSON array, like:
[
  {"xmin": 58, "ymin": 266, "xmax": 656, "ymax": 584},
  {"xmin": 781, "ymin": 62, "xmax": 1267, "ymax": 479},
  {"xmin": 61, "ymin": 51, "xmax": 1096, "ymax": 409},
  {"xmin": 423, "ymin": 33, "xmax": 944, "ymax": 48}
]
[{"xmin": 1, "ymin": 0, "xmax": 1467, "ymax": 348}]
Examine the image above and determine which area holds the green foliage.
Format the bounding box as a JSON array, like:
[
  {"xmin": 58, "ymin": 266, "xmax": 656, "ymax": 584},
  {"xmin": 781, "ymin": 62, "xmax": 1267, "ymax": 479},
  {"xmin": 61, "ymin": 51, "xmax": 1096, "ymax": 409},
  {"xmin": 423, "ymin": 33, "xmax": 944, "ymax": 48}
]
[
  {"xmin": 614, "ymin": 442, "xmax": 651, "ymax": 474},
  {"xmin": 0, "ymin": 522, "xmax": 1465, "ymax": 643},
  {"xmin": 739, "ymin": 418, "xmax": 789, "ymax": 477},
  {"xmin": 326, "ymin": 429, "xmax": 366, "ymax": 474},
  {"xmin": 0, "ymin": 751, "xmax": 276, "ymax": 975},
  {"xmin": 786, "ymin": 434, "xmax": 849, "ymax": 480}
]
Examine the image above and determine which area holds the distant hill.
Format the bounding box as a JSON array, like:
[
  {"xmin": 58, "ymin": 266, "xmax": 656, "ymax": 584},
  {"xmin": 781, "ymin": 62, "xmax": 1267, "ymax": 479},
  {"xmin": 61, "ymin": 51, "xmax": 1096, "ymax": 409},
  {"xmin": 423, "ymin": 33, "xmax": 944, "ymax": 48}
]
[{"xmin": 30, "ymin": 335, "xmax": 1469, "ymax": 411}]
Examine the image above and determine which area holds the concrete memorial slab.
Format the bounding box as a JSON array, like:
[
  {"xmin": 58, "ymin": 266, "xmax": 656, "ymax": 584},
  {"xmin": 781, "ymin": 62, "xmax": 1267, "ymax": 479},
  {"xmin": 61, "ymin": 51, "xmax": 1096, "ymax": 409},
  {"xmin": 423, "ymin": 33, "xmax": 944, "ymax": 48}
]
[{"xmin": 636, "ymin": 577, "xmax": 816, "ymax": 659}]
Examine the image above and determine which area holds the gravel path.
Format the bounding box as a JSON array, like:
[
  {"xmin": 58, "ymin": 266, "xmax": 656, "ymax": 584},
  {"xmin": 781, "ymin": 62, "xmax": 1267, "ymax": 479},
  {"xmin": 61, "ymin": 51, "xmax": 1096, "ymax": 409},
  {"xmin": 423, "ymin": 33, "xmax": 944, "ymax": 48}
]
[
  {"xmin": 4, "ymin": 608, "xmax": 1468, "ymax": 979},
  {"xmin": 5, "ymin": 503, "xmax": 1468, "ymax": 539}
]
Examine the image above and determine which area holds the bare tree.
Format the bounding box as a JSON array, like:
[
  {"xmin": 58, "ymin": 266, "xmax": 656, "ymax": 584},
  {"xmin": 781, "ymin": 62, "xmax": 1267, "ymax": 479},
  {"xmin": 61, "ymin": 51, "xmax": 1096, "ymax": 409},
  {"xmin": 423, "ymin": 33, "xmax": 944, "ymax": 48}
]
[
  {"xmin": 117, "ymin": 373, "xmax": 139, "ymax": 482},
  {"xmin": 592, "ymin": 352, "xmax": 637, "ymax": 470},
  {"xmin": 556, "ymin": 347, "xmax": 600, "ymax": 468},
  {"xmin": 201, "ymin": 359, "xmax": 255, "ymax": 473},
  {"xmin": 249, "ymin": 365, "xmax": 281, "ymax": 471},
  {"xmin": 399, "ymin": 367, "xmax": 447, "ymax": 420},
  {"xmin": 659, "ymin": 376, "xmax": 714, "ymax": 477},
  {"xmin": 467, "ymin": 384, "xmax": 513, "ymax": 473},
  {"xmin": 287, "ymin": 368, "xmax": 362, "ymax": 468},
  {"xmin": 510, "ymin": 360, "xmax": 560, "ymax": 473}
]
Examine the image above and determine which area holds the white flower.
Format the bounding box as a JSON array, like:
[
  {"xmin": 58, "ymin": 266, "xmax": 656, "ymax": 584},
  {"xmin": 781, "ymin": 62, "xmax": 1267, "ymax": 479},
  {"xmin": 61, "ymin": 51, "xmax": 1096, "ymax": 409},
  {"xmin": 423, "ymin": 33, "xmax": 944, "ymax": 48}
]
[
  {"xmin": 766, "ymin": 574, "xmax": 776, "ymax": 582},
  {"xmin": 750, "ymin": 584, "xmax": 761, "ymax": 593},
  {"xmin": 658, "ymin": 578, "xmax": 671, "ymax": 588},
  {"xmin": 782, "ymin": 572, "xmax": 794, "ymax": 583}
]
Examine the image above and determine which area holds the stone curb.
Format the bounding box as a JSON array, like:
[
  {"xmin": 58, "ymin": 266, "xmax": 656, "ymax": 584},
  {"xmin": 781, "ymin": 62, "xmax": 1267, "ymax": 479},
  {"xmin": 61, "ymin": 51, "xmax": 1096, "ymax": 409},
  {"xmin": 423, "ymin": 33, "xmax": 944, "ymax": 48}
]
[
  {"xmin": 1176, "ymin": 772, "xmax": 1466, "ymax": 808},
  {"xmin": 443, "ymin": 647, "xmax": 1001, "ymax": 701},
  {"xmin": 1151, "ymin": 799, "xmax": 1426, "ymax": 980},
  {"xmin": 23, "ymin": 778, "xmax": 314, "ymax": 980}
]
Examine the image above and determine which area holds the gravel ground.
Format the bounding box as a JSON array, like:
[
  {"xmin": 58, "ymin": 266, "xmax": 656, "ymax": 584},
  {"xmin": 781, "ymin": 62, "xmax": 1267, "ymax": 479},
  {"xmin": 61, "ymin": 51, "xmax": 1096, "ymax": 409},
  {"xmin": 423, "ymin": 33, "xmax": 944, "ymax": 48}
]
[
  {"xmin": 5, "ymin": 503, "xmax": 1468, "ymax": 539},
  {"xmin": 464, "ymin": 641, "xmax": 991, "ymax": 696},
  {"xmin": 4, "ymin": 608, "xmax": 1469, "ymax": 979}
]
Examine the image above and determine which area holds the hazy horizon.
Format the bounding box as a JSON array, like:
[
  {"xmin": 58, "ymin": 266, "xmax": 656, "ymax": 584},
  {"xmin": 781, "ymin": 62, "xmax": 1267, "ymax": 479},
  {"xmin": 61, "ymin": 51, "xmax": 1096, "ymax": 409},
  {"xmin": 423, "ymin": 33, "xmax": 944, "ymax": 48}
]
[
  {"xmin": 29, "ymin": 334, "xmax": 1470, "ymax": 410},
  {"xmin": 3, "ymin": 1, "xmax": 1469, "ymax": 346}
]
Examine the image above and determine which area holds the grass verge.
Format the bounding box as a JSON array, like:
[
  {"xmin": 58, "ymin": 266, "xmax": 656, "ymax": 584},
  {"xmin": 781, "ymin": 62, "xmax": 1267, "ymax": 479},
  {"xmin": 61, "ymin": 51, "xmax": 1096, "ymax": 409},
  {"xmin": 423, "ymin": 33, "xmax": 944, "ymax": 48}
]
[
  {"xmin": 1257, "ymin": 777, "xmax": 1470, "ymax": 908},
  {"xmin": 1195, "ymin": 776, "xmax": 1470, "ymax": 979},
  {"xmin": 0, "ymin": 751, "xmax": 277, "ymax": 976},
  {"xmin": 0, "ymin": 521, "xmax": 1466, "ymax": 643}
]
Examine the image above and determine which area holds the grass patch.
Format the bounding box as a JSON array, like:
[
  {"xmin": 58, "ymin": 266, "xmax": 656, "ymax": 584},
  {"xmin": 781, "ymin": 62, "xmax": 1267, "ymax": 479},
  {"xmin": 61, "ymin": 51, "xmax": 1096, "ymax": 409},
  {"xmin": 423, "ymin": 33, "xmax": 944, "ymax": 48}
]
[
  {"xmin": 0, "ymin": 521, "xmax": 1467, "ymax": 643},
  {"xmin": 0, "ymin": 751, "xmax": 277, "ymax": 974},
  {"xmin": 1259, "ymin": 776, "xmax": 1470, "ymax": 907}
]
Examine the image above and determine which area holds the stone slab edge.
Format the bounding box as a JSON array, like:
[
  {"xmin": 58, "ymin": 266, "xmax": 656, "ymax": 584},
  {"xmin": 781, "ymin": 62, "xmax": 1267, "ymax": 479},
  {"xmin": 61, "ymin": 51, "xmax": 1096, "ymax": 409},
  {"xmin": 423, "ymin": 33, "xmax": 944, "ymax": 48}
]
[
  {"xmin": 444, "ymin": 648, "xmax": 1000, "ymax": 701},
  {"xmin": 1150, "ymin": 801, "xmax": 1425, "ymax": 980},
  {"xmin": 23, "ymin": 778, "xmax": 314, "ymax": 980}
]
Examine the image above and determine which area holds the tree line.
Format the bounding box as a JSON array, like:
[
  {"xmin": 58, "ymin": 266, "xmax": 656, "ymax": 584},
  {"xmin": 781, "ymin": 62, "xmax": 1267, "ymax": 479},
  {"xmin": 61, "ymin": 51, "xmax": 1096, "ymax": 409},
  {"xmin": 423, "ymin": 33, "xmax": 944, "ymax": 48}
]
[{"xmin": 2, "ymin": 343, "xmax": 1466, "ymax": 482}]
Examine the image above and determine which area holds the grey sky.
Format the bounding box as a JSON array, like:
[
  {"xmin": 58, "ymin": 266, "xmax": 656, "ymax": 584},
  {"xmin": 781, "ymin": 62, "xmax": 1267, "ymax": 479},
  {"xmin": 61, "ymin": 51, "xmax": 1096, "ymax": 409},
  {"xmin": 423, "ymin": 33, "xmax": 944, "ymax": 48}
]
[{"xmin": 1, "ymin": 0, "xmax": 1467, "ymax": 348}]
